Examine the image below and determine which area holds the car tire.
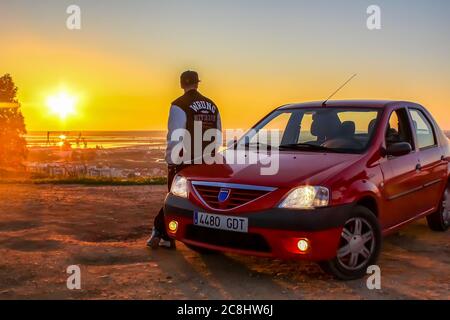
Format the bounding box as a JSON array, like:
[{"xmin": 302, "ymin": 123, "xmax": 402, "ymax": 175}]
[
  {"xmin": 319, "ymin": 206, "xmax": 382, "ymax": 280},
  {"xmin": 426, "ymin": 183, "xmax": 450, "ymax": 232},
  {"xmin": 185, "ymin": 243, "xmax": 219, "ymax": 255}
]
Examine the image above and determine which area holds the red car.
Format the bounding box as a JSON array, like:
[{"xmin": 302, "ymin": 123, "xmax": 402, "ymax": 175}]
[{"xmin": 164, "ymin": 100, "xmax": 450, "ymax": 280}]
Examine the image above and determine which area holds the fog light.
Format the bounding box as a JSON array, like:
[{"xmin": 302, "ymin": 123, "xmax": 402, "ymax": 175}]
[
  {"xmin": 297, "ymin": 239, "xmax": 310, "ymax": 253},
  {"xmin": 168, "ymin": 220, "xmax": 178, "ymax": 233}
]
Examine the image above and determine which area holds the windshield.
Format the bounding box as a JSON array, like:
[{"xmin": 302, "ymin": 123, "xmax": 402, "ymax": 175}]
[{"xmin": 241, "ymin": 108, "xmax": 380, "ymax": 153}]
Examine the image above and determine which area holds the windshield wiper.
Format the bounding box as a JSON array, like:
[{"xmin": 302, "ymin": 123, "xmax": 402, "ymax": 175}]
[{"xmin": 278, "ymin": 143, "xmax": 333, "ymax": 152}]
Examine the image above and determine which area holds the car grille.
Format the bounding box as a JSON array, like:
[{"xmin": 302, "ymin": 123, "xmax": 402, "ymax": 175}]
[
  {"xmin": 185, "ymin": 225, "xmax": 271, "ymax": 253},
  {"xmin": 191, "ymin": 182, "xmax": 274, "ymax": 210}
]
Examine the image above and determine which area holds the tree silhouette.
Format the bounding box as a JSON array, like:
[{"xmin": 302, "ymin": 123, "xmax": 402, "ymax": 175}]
[{"xmin": 0, "ymin": 74, "xmax": 27, "ymax": 171}]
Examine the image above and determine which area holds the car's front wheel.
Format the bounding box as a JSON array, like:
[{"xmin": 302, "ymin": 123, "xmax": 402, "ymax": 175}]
[
  {"xmin": 319, "ymin": 206, "xmax": 382, "ymax": 280},
  {"xmin": 426, "ymin": 182, "xmax": 450, "ymax": 232}
]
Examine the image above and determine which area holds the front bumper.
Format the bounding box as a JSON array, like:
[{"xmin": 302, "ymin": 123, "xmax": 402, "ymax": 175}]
[{"xmin": 164, "ymin": 194, "xmax": 353, "ymax": 261}]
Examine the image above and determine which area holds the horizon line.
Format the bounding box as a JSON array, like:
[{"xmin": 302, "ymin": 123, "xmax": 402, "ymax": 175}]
[{"xmin": 26, "ymin": 128, "xmax": 450, "ymax": 133}]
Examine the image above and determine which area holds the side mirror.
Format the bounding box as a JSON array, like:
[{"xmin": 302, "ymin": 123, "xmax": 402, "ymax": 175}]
[{"xmin": 386, "ymin": 142, "xmax": 412, "ymax": 157}]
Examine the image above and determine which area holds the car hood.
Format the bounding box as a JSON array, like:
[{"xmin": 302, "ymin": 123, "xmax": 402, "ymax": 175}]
[{"xmin": 179, "ymin": 150, "xmax": 363, "ymax": 188}]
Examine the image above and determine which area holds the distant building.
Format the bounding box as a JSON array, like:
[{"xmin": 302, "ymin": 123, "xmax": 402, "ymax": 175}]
[{"xmin": 26, "ymin": 162, "xmax": 159, "ymax": 179}]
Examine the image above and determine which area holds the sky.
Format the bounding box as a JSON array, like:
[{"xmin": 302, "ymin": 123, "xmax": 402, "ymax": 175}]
[{"xmin": 1, "ymin": 0, "xmax": 449, "ymax": 131}]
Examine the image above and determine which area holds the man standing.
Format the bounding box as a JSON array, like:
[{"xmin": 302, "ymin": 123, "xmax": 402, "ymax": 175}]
[{"xmin": 147, "ymin": 70, "xmax": 222, "ymax": 249}]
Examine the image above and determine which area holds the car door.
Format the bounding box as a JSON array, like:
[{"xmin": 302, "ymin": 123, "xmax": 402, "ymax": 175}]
[
  {"xmin": 379, "ymin": 108, "xmax": 423, "ymax": 229},
  {"xmin": 408, "ymin": 108, "xmax": 447, "ymax": 213}
]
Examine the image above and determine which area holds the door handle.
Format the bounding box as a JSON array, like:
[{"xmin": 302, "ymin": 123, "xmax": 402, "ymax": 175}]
[{"xmin": 416, "ymin": 163, "xmax": 422, "ymax": 171}]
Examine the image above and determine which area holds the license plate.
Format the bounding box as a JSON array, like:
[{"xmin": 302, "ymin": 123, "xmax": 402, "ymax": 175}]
[{"xmin": 194, "ymin": 212, "xmax": 248, "ymax": 233}]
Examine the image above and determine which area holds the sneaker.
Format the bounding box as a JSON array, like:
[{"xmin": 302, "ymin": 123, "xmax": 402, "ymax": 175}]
[
  {"xmin": 159, "ymin": 239, "xmax": 176, "ymax": 249},
  {"xmin": 146, "ymin": 228, "xmax": 162, "ymax": 249}
]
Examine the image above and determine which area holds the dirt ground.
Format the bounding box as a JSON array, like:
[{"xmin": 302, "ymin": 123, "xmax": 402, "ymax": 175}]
[{"xmin": 0, "ymin": 184, "xmax": 448, "ymax": 300}]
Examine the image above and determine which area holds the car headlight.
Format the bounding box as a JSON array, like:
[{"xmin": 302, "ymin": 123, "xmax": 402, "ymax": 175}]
[
  {"xmin": 279, "ymin": 186, "xmax": 329, "ymax": 209},
  {"xmin": 170, "ymin": 176, "xmax": 188, "ymax": 198}
]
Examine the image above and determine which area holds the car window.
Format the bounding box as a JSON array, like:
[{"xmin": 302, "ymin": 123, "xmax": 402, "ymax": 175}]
[
  {"xmin": 242, "ymin": 108, "xmax": 380, "ymax": 153},
  {"xmin": 409, "ymin": 109, "xmax": 436, "ymax": 149},
  {"xmin": 386, "ymin": 109, "xmax": 414, "ymax": 149},
  {"xmin": 249, "ymin": 112, "xmax": 292, "ymax": 146},
  {"xmin": 338, "ymin": 111, "xmax": 378, "ymax": 134},
  {"xmin": 298, "ymin": 113, "xmax": 314, "ymax": 143}
]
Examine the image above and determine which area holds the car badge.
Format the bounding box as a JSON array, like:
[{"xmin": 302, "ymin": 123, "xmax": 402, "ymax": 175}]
[{"xmin": 218, "ymin": 188, "xmax": 231, "ymax": 203}]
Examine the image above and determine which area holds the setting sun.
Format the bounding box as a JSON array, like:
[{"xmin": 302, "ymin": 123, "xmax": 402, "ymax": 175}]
[{"xmin": 46, "ymin": 92, "xmax": 77, "ymax": 120}]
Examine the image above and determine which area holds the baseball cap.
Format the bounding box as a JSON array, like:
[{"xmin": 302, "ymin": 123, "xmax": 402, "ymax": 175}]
[{"xmin": 180, "ymin": 70, "xmax": 200, "ymax": 86}]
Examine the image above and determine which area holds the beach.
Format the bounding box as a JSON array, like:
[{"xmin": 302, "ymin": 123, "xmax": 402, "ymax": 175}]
[{"xmin": 0, "ymin": 184, "xmax": 448, "ymax": 300}]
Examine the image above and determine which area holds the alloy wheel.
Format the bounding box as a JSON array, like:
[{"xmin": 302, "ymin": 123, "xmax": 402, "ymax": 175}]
[{"xmin": 337, "ymin": 217, "xmax": 375, "ymax": 271}]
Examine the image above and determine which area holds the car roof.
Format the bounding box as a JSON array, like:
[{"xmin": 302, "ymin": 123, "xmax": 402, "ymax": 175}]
[{"xmin": 277, "ymin": 100, "xmax": 421, "ymax": 110}]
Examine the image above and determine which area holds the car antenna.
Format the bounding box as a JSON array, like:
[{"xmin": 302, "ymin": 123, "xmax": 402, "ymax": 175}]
[{"xmin": 322, "ymin": 73, "xmax": 358, "ymax": 107}]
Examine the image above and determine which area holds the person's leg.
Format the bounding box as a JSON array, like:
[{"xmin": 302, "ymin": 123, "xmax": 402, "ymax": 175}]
[
  {"xmin": 154, "ymin": 207, "xmax": 169, "ymax": 238},
  {"xmin": 147, "ymin": 206, "xmax": 173, "ymax": 248},
  {"xmin": 147, "ymin": 165, "xmax": 178, "ymax": 248}
]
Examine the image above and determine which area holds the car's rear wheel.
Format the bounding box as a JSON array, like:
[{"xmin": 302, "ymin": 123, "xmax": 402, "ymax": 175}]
[
  {"xmin": 426, "ymin": 183, "xmax": 450, "ymax": 232},
  {"xmin": 185, "ymin": 243, "xmax": 219, "ymax": 255},
  {"xmin": 319, "ymin": 206, "xmax": 382, "ymax": 280}
]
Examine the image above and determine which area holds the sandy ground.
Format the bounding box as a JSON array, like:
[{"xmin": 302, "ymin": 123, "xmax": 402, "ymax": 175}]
[{"xmin": 0, "ymin": 184, "xmax": 448, "ymax": 300}]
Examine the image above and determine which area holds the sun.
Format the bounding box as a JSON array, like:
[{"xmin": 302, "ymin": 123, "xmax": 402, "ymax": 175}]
[{"xmin": 46, "ymin": 92, "xmax": 77, "ymax": 120}]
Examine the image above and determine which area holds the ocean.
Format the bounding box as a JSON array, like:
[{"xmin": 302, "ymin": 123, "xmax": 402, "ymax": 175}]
[{"xmin": 26, "ymin": 131, "xmax": 167, "ymax": 149}]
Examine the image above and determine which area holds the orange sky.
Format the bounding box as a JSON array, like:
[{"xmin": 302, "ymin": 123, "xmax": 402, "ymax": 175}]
[{"xmin": 1, "ymin": 1, "xmax": 449, "ymax": 131}]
